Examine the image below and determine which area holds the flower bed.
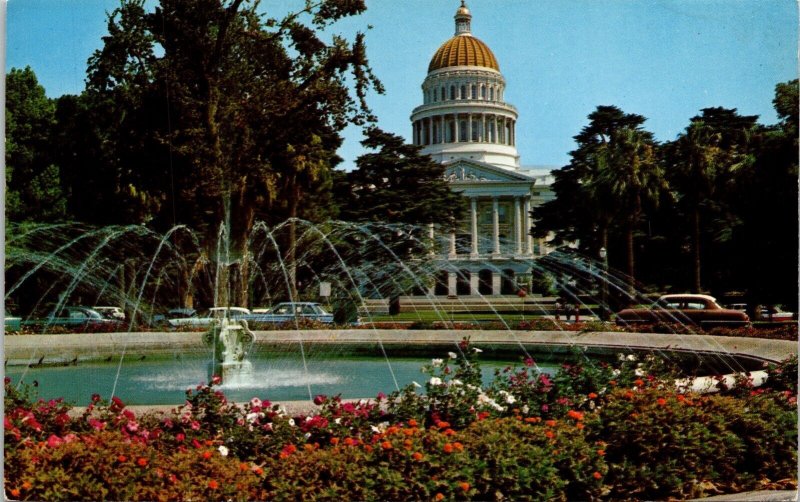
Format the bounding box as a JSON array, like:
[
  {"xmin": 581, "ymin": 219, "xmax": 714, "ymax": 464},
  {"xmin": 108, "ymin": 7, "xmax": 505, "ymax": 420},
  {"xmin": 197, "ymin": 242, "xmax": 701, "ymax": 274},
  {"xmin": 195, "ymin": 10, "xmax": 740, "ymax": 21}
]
[{"xmin": 5, "ymin": 342, "xmax": 797, "ymax": 500}]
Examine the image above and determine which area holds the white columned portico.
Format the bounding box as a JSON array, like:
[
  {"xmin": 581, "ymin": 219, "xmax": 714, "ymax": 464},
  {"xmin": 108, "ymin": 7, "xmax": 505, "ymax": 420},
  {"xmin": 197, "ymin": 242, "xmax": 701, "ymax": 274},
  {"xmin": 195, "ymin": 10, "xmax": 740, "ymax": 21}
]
[
  {"xmin": 491, "ymin": 272, "xmax": 501, "ymax": 296},
  {"xmin": 514, "ymin": 197, "xmax": 522, "ymax": 255},
  {"xmin": 492, "ymin": 197, "xmax": 500, "ymax": 256},
  {"xmin": 447, "ymin": 272, "xmax": 457, "ymax": 297},
  {"xmin": 469, "ymin": 273, "xmax": 480, "ymax": 295},
  {"xmin": 470, "ymin": 198, "xmax": 479, "ymax": 257},
  {"xmin": 524, "ymin": 196, "xmax": 533, "ymax": 255}
]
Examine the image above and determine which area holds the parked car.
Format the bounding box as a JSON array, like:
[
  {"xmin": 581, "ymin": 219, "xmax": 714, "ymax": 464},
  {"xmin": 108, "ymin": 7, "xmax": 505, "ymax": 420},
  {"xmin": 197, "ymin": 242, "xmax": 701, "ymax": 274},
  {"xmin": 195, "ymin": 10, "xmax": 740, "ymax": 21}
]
[
  {"xmin": 167, "ymin": 307, "xmax": 251, "ymax": 328},
  {"xmin": 93, "ymin": 306, "xmax": 126, "ymax": 321},
  {"xmin": 615, "ymin": 294, "xmax": 750, "ymax": 328},
  {"xmin": 4, "ymin": 312, "xmax": 22, "ymax": 331},
  {"xmin": 243, "ymin": 302, "xmax": 334, "ymax": 325},
  {"xmin": 37, "ymin": 306, "xmax": 125, "ymax": 332},
  {"xmin": 759, "ymin": 306, "xmax": 795, "ymax": 322}
]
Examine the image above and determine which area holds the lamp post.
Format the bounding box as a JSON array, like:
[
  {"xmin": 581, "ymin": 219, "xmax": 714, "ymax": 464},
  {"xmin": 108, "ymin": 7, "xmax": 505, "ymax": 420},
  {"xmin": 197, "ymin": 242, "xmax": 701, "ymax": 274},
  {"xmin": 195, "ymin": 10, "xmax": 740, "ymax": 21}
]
[{"xmin": 599, "ymin": 247, "xmax": 608, "ymax": 321}]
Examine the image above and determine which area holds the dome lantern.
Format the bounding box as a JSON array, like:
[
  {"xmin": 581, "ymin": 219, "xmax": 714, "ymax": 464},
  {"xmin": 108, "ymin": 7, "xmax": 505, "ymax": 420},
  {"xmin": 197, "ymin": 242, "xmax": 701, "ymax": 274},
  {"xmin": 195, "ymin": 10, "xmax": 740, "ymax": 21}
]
[{"xmin": 455, "ymin": 0, "xmax": 472, "ymax": 35}]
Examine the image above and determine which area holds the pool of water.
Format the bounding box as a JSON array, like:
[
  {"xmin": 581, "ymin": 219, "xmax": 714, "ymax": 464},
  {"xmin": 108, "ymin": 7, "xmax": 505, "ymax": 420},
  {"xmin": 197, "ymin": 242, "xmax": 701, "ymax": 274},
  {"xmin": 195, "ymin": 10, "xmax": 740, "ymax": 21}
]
[{"xmin": 6, "ymin": 354, "xmax": 557, "ymax": 406}]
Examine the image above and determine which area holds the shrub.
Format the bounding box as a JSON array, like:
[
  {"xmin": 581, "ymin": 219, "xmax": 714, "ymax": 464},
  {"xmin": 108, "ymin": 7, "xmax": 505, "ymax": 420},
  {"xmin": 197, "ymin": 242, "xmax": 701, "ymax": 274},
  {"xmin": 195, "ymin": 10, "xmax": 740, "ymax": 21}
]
[{"xmin": 587, "ymin": 387, "xmax": 798, "ymax": 500}]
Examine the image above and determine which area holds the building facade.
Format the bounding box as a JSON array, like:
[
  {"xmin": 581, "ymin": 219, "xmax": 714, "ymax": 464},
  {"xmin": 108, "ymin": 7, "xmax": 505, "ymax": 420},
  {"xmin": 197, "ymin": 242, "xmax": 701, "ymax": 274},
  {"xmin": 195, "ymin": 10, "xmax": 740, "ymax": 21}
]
[{"xmin": 411, "ymin": 1, "xmax": 555, "ymax": 296}]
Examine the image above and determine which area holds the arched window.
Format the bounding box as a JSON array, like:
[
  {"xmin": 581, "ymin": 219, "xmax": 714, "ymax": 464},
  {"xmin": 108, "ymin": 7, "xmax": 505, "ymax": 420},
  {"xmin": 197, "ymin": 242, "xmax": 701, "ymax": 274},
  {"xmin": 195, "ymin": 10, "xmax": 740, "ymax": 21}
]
[
  {"xmin": 441, "ymin": 86, "xmax": 446, "ymax": 100},
  {"xmin": 450, "ymin": 86, "xmax": 456, "ymax": 100},
  {"xmin": 460, "ymin": 85, "xmax": 466, "ymax": 99},
  {"xmin": 471, "ymin": 85, "xmax": 477, "ymax": 99}
]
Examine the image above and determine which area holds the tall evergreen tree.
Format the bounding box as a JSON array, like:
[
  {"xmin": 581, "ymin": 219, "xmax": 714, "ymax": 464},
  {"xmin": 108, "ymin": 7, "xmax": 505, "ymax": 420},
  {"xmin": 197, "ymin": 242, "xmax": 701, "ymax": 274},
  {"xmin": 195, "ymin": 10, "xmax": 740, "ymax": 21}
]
[{"xmin": 5, "ymin": 67, "xmax": 67, "ymax": 222}]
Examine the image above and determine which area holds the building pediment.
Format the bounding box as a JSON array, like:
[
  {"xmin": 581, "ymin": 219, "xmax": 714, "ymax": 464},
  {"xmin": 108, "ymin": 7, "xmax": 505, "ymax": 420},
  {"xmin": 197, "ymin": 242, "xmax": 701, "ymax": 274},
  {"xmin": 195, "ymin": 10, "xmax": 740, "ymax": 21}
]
[{"xmin": 443, "ymin": 159, "xmax": 533, "ymax": 183}]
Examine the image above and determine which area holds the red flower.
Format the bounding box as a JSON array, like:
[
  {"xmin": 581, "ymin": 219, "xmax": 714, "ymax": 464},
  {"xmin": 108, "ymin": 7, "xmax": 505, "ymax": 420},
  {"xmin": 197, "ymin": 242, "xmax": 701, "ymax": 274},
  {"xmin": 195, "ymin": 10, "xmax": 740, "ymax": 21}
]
[
  {"xmin": 208, "ymin": 479, "xmax": 219, "ymax": 490},
  {"xmin": 330, "ymin": 437, "xmax": 340, "ymax": 445},
  {"xmin": 201, "ymin": 451, "xmax": 212, "ymax": 460},
  {"xmin": 588, "ymin": 392, "xmax": 598, "ymax": 399},
  {"xmin": 459, "ymin": 481, "xmax": 471, "ymax": 491},
  {"xmin": 381, "ymin": 441, "xmax": 393, "ymax": 450},
  {"xmin": 137, "ymin": 457, "xmax": 148, "ymax": 467},
  {"xmin": 443, "ymin": 443, "xmax": 454, "ymax": 453},
  {"xmin": 407, "ymin": 419, "xmax": 418, "ymax": 427},
  {"xmin": 656, "ymin": 397, "xmax": 667, "ymax": 406},
  {"xmin": 117, "ymin": 455, "xmax": 128, "ymax": 463},
  {"xmin": 313, "ymin": 394, "xmax": 327, "ymax": 406},
  {"xmin": 435, "ymin": 494, "xmax": 445, "ymax": 501},
  {"xmin": 412, "ymin": 452, "xmax": 423, "ymax": 461},
  {"xmin": 593, "ymin": 471, "xmax": 602, "ymax": 480}
]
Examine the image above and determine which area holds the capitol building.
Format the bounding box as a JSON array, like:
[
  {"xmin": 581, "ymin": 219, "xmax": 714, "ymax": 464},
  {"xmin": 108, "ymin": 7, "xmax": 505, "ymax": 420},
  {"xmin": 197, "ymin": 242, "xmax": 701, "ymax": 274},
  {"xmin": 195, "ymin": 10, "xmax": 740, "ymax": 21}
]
[{"xmin": 413, "ymin": 1, "xmax": 555, "ymax": 296}]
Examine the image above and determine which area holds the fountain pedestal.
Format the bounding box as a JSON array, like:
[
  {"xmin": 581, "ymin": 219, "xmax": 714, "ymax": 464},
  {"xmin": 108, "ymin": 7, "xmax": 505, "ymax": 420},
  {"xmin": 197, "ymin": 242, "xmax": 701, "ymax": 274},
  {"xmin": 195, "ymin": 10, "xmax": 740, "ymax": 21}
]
[{"xmin": 203, "ymin": 318, "xmax": 255, "ymax": 383}]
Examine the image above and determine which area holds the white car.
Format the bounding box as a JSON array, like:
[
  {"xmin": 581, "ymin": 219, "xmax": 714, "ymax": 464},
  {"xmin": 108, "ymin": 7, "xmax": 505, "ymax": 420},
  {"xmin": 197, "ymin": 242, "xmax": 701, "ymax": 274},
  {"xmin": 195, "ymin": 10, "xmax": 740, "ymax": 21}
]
[
  {"xmin": 167, "ymin": 307, "xmax": 251, "ymax": 328},
  {"xmin": 93, "ymin": 306, "xmax": 126, "ymax": 321}
]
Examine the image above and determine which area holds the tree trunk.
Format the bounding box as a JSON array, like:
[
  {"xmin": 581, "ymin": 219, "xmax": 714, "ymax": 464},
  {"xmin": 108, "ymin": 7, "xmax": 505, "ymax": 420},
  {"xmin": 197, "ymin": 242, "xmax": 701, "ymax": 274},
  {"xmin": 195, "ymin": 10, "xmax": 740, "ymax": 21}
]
[
  {"xmin": 692, "ymin": 208, "xmax": 702, "ymax": 293},
  {"xmin": 625, "ymin": 225, "xmax": 635, "ymax": 295}
]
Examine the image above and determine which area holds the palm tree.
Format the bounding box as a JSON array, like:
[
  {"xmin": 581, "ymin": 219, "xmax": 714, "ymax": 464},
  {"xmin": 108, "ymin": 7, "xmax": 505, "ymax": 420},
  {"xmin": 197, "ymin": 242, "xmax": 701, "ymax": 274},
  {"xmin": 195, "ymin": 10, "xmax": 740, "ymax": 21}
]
[
  {"xmin": 667, "ymin": 109, "xmax": 757, "ymax": 293},
  {"xmin": 593, "ymin": 126, "xmax": 666, "ymax": 292}
]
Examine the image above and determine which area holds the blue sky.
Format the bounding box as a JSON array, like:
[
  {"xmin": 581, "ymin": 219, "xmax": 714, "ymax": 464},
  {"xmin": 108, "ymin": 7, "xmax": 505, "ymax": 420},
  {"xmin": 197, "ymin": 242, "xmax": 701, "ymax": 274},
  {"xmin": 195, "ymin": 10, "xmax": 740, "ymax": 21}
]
[{"xmin": 6, "ymin": 0, "xmax": 798, "ymax": 170}]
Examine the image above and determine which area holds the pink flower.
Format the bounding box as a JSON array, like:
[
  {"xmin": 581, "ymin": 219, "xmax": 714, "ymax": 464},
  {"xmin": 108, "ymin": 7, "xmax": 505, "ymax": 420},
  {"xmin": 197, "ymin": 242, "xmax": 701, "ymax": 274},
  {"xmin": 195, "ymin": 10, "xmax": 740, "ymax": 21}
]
[
  {"xmin": 313, "ymin": 395, "xmax": 327, "ymax": 406},
  {"xmin": 46, "ymin": 435, "xmax": 64, "ymax": 448},
  {"xmin": 191, "ymin": 421, "xmax": 200, "ymax": 431},
  {"xmin": 211, "ymin": 375, "xmax": 222, "ymax": 385},
  {"xmin": 175, "ymin": 433, "xmax": 185, "ymax": 442},
  {"xmin": 88, "ymin": 418, "xmax": 106, "ymax": 431}
]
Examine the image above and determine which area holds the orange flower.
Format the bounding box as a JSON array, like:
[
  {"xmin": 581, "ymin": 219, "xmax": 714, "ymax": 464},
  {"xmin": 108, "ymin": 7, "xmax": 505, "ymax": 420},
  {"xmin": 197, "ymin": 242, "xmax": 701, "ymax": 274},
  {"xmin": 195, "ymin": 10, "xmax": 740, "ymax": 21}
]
[
  {"xmin": 524, "ymin": 417, "xmax": 537, "ymax": 423},
  {"xmin": 453, "ymin": 442, "xmax": 464, "ymax": 451},
  {"xmin": 435, "ymin": 494, "xmax": 445, "ymax": 501},
  {"xmin": 204, "ymin": 439, "xmax": 213, "ymax": 446},
  {"xmin": 208, "ymin": 479, "xmax": 219, "ymax": 490},
  {"xmin": 381, "ymin": 441, "xmax": 393, "ymax": 450},
  {"xmin": 657, "ymin": 397, "xmax": 667, "ymax": 406},
  {"xmin": 567, "ymin": 410, "xmax": 584, "ymax": 421},
  {"xmin": 407, "ymin": 418, "xmax": 418, "ymax": 427},
  {"xmin": 10, "ymin": 489, "xmax": 20, "ymax": 498},
  {"xmin": 403, "ymin": 428, "xmax": 415, "ymax": 436},
  {"xmin": 364, "ymin": 444, "xmax": 373, "ymax": 453},
  {"xmin": 330, "ymin": 437, "xmax": 340, "ymax": 445},
  {"xmin": 609, "ymin": 380, "xmax": 617, "ymax": 386},
  {"xmin": 623, "ymin": 390, "xmax": 635, "ymax": 400},
  {"xmin": 597, "ymin": 449, "xmax": 606, "ymax": 456},
  {"xmin": 545, "ymin": 430, "xmax": 555, "ymax": 439},
  {"xmin": 676, "ymin": 394, "xmax": 686, "ymax": 402},
  {"xmin": 21, "ymin": 481, "xmax": 31, "ymax": 491},
  {"xmin": 304, "ymin": 443, "xmax": 315, "ymax": 452},
  {"xmin": 387, "ymin": 426, "xmax": 400, "ymax": 435},
  {"xmin": 436, "ymin": 421, "xmax": 451, "ymax": 429},
  {"xmin": 403, "ymin": 439, "xmax": 414, "ymax": 450},
  {"xmin": 575, "ymin": 423, "xmax": 585, "ymax": 430},
  {"xmin": 117, "ymin": 455, "xmax": 127, "ymax": 463},
  {"xmin": 634, "ymin": 379, "xmax": 645, "ymax": 387},
  {"xmin": 443, "ymin": 443, "xmax": 454, "ymax": 453},
  {"xmin": 412, "ymin": 452, "xmax": 424, "ymax": 461},
  {"xmin": 202, "ymin": 451, "xmax": 212, "ymax": 460},
  {"xmin": 459, "ymin": 482, "xmax": 471, "ymax": 491},
  {"xmin": 239, "ymin": 463, "xmax": 249, "ymax": 472},
  {"xmin": 253, "ymin": 467, "xmax": 264, "ymax": 476},
  {"xmin": 443, "ymin": 428, "xmax": 456, "ymax": 436},
  {"xmin": 343, "ymin": 437, "xmax": 356, "ymax": 446},
  {"xmin": 588, "ymin": 392, "xmax": 598, "ymax": 399},
  {"xmin": 593, "ymin": 471, "xmax": 602, "ymax": 480},
  {"xmin": 545, "ymin": 420, "xmax": 557, "ymax": 427},
  {"xmin": 137, "ymin": 457, "xmax": 148, "ymax": 467}
]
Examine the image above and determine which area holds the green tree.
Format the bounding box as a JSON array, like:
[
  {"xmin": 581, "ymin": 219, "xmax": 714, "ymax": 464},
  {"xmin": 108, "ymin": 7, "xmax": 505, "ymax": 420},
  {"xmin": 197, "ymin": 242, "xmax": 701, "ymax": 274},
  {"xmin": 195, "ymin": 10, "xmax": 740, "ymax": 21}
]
[
  {"xmin": 83, "ymin": 0, "xmax": 382, "ymax": 303},
  {"xmin": 337, "ymin": 127, "xmax": 464, "ymax": 227},
  {"xmin": 665, "ymin": 107, "xmax": 758, "ymax": 293},
  {"xmin": 532, "ymin": 106, "xmax": 664, "ymax": 292},
  {"xmin": 5, "ymin": 67, "xmax": 67, "ymax": 222}
]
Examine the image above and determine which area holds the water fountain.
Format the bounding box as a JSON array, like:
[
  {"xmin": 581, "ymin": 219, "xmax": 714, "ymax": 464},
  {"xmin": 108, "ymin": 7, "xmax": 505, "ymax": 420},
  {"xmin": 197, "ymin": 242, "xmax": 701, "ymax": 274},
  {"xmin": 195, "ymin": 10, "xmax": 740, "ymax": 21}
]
[
  {"xmin": 203, "ymin": 316, "xmax": 255, "ymax": 384},
  {"xmin": 4, "ymin": 220, "xmax": 794, "ymax": 406}
]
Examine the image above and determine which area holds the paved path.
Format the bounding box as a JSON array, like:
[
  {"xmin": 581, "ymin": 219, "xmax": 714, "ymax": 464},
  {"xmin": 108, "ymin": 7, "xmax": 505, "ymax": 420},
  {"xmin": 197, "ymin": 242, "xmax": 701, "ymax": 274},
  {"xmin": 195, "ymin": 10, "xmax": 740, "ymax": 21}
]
[{"xmin": 5, "ymin": 329, "xmax": 796, "ymax": 364}]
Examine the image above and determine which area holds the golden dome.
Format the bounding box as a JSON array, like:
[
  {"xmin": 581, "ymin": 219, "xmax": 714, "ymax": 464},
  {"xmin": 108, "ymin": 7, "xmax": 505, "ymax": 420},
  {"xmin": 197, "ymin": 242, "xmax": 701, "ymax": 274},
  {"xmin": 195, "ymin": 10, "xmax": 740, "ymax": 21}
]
[{"xmin": 428, "ymin": 35, "xmax": 499, "ymax": 72}]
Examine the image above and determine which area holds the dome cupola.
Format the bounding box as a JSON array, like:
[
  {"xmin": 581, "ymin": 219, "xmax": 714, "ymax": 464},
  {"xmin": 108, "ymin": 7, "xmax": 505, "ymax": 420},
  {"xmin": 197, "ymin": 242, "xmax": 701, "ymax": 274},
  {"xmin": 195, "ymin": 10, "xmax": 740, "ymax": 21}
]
[{"xmin": 428, "ymin": 1, "xmax": 499, "ymax": 72}]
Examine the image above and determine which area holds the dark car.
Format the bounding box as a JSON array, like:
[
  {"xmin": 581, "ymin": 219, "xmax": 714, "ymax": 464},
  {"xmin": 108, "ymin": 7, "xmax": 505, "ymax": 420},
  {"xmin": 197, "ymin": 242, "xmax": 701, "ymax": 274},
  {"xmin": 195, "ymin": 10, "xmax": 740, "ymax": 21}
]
[
  {"xmin": 243, "ymin": 302, "xmax": 334, "ymax": 325},
  {"xmin": 616, "ymin": 294, "xmax": 750, "ymax": 328},
  {"xmin": 39, "ymin": 306, "xmax": 126, "ymax": 332}
]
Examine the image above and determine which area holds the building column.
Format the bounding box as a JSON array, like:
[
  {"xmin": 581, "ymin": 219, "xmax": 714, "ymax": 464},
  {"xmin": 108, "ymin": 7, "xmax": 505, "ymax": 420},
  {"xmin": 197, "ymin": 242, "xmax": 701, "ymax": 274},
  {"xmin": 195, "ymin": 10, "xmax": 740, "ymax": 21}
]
[
  {"xmin": 467, "ymin": 114, "xmax": 472, "ymax": 142},
  {"xmin": 470, "ymin": 272, "xmax": 480, "ymax": 295},
  {"xmin": 427, "ymin": 118, "xmax": 433, "ymax": 146},
  {"xmin": 492, "ymin": 197, "xmax": 500, "ymax": 256},
  {"xmin": 514, "ymin": 197, "xmax": 523, "ymax": 255},
  {"xmin": 449, "ymin": 230, "xmax": 457, "ymax": 258},
  {"xmin": 454, "ymin": 114, "xmax": 459, "ymax": 143},
  {"xmin": 441, "ymin": 115, "xmax": 446, "ymax": 144},
  {"xmin": 447, "ymin": 272, "xmax": 457, "ymax": 297},
  {"xmin": 524, "ymin": 197, "xmax": 533, "ymax": 255},
  {"xmin": 481, "ymin": 114, "xmax": 486, "ymax": 142},
  {"xmin": 491, "ymin": 272, "xmax": 501, "ymax": 296},
  {"xmin": 470, "ymin": 198, "xmax": 479, "ymax": 257},
  {"xmin": 428, "ymin": 223, "xmax": 435, "ymax": 256}
]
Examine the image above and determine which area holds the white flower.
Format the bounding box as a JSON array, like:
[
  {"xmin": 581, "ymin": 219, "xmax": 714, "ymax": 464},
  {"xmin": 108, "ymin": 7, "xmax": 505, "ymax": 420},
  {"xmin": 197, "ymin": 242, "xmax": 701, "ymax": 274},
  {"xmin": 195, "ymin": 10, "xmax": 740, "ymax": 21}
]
[
  {"xmin": 250, "ymin": 397, "xmax": 262, "ymax": 407},
  {"xmin": 612, "ymin": 369, "xmax": 621, "ymax": 376},
  {"xmin": 473, "ymin": 348, "xmax": 483, "ymax": 353},
  {"xmin": 627, "ymin": 354, "xmax": 637, "ymax": 361},
  {"xmin": 304, "ymin": 432, "xmax": 312, "ymax": 439},
  {"xmin": 218, "ymin": 445, "xmax": 229, "ymax": 457},
  {"xmin": 246, "ymin": 412, "xmax": 263, "ymax": 424},
  {"xmin": 450, "ymin": 379, "xmax": 463, "ymax": 386},
  {"xmin": 288, "ymin": 418, "xmax": 295, "ymax": 427},
  {"xmin": 499, "ymin": 390, "xmax": 516, "ymax": 404},
  {"xmin": 634, "ymin": 368, "xmax": 644, "ymax": 377},
  {"xmin": 431, "ymin": 358, "xmax": 444, "ymax": 367},
  {"xmin": 522, "ymin": 405, "xmax": 529, "ymax": 414},
  {"xmin": 477, "ymin": 393, "xmax": 504, "ymax": 411},
  {"xmin": 448, "ymin": 352, "xmax": 458, "ymax": 359},
  {"xmin": 334, "ymin": 418, "xmax": 342, "ymax": 425},
  {"xmin": 429, "ymin": 377, "xmax": 443, "ymax": 386}
]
